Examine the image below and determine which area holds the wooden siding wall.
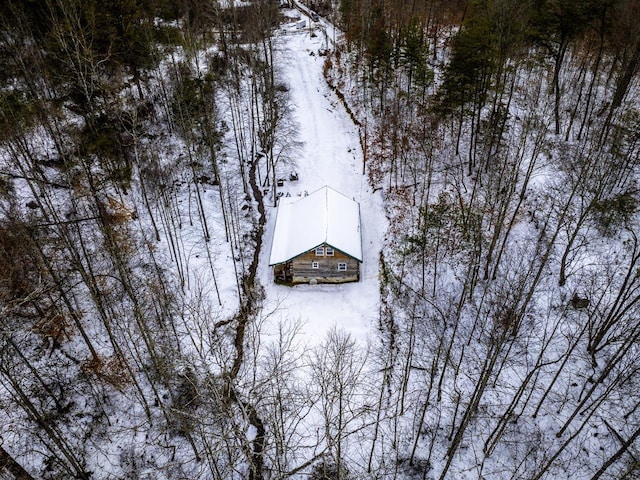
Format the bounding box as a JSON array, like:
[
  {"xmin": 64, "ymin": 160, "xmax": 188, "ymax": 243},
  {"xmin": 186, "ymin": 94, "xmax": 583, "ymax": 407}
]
[{"xmin": 289, "ymin": 247, "xmax": 359, "ymax": 283}]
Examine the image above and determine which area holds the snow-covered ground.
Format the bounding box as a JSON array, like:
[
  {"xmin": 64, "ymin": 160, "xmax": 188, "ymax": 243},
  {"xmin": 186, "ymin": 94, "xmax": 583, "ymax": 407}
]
[{"xmin": 257, "ymin": 19, "xmax": 386, "ymax": 349}]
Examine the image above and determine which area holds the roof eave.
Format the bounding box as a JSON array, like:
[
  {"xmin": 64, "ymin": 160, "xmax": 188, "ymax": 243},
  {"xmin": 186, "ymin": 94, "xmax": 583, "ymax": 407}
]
[{"xmin": 269, "ymin": 242, "xmax": 362, "ymax": 266}]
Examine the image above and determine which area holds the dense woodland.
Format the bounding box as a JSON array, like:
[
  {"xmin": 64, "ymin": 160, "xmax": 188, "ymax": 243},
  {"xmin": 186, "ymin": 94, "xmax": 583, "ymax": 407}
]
[{"xmin": 1, "ymin": 0, "xmax": 640, "ymax": 479}]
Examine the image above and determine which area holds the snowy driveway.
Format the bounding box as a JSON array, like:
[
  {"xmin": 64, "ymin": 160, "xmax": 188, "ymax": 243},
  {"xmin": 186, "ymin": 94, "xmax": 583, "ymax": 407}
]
[{"xmin": 257, "ymin": 19, "xmax": 386, "ymax": 348}]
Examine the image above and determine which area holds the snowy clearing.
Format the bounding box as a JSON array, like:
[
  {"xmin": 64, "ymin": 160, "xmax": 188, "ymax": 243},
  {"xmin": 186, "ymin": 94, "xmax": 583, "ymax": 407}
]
[{"xmin": 257, "ymin": 20, "xmax": 386, "ymax": 349}]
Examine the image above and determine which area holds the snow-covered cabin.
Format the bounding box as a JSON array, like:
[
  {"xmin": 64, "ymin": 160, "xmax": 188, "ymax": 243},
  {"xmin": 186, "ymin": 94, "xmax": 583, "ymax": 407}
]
[{"xmin": 269, "ymin": 186, "xmax": 362, "ymax": 284}]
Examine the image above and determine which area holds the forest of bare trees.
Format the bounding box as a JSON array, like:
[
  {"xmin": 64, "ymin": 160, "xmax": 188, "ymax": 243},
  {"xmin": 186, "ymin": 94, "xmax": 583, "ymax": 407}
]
[
  {"xmin": 327, "ymin": 0, "xmax": 640, "ymax": 478},
  {"xmin": 1, "ymin": 0, "xmax": 639, "ymax": 478},
  {"xmin": 0, "ymin": 0, "xmax": 286, "ymax": 477}
]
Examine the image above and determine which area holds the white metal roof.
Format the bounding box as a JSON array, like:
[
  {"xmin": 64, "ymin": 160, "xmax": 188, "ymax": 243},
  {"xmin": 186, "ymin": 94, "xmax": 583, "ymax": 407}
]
[{"xmin": 269, "ymin": 186, "xmax": 362, "ymax": 265}]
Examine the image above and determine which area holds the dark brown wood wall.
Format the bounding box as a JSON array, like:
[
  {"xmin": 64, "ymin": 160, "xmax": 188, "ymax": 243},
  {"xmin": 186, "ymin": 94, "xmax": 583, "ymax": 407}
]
[{"xmin": 289, "ymin": 246, "xmax": 359, "ymax": 283}]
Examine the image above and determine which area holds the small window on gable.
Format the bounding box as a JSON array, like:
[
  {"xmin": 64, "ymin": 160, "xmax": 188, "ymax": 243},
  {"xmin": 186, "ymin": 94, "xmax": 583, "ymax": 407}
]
[
  {"xmin": 312, "ymin": 261, "xmax": 319, "ymax": 269},
  {"xmin": 337, "ymin": 262, "xmax": 347, "ymax": 271},
  {"xmin": 315, "ymin": 246, "xmax": 324, "ymax": 256},
  {"xmin": 325, "ymin": 247, "xmax": 334, "ymax": 256}
]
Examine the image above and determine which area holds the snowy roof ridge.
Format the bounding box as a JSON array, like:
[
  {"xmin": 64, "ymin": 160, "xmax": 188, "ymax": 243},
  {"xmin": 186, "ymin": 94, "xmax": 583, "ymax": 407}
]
[
  {"xmin": 269, "ymin": 185, "xmax": 363, "ymax": 265},
  {"xmin": 324, "ymin": 186, "xmax": 330, "ymax": 243}
]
